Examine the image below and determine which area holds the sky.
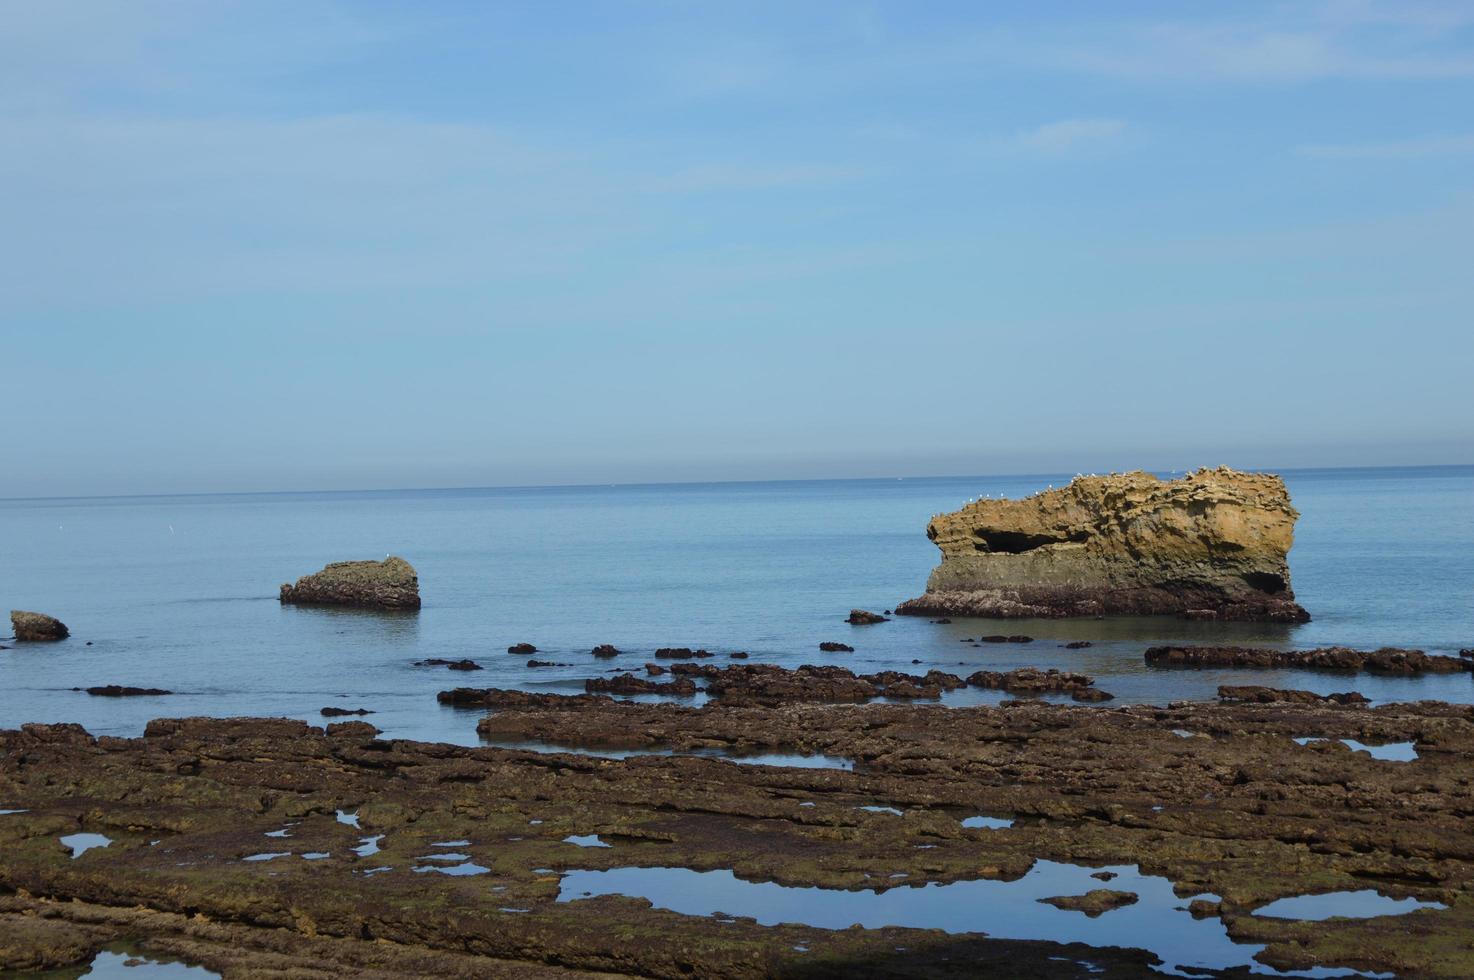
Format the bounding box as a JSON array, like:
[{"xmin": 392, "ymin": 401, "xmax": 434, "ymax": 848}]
[{"xmin": 4, "ymin": 0, "xmax": 1472, "ymax": 497}]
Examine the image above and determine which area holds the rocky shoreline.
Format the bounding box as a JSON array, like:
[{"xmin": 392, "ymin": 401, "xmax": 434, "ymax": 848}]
[{"xmin": 4, "ymin": 676, "xmax": 1473, "ymax": 978}]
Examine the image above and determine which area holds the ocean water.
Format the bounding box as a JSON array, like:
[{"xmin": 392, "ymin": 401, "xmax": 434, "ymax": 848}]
[{"xmin": 1, "ymin": 466, "xmax": 1470, "ymax": 744}]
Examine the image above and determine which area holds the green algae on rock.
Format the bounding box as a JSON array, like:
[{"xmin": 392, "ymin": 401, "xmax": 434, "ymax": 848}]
[
  {"xmin": 279, "ymin": 556, "xmax": 420, "ymax": 610},
  {"xmin": 897, "ymin": 467, "xmax": 1310, "ymax": 622}
]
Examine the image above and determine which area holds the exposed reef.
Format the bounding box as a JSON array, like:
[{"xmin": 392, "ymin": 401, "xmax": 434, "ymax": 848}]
[
  {"xmin": 9, "ymin": 610, "xmax": 68, "ymax": 641},
  {"xmin": 278, "ymin": 557, "xmax": 420, "ymax": 610},
  {"xmin": 896, "ymin": 467, "xmax": 1310, "ymax": 622},
  {"xmin": 4, "ymin": 694, "xmax": 1467, "ymax": 977},
  {"xmin": 1147, "ymin": 645, "xmax": 1470, "ymax": 675}
]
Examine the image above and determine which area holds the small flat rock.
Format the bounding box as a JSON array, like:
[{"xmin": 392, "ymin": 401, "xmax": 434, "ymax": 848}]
[
  {"xmin": 83, "ymin": 686, "xmax": 170, "ymax": 697},
  {"xmin": 1038, "ymin": 889, "xmax": 1139, "ymax": 917}
]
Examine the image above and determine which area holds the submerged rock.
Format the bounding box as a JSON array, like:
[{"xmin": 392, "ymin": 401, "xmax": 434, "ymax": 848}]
[
  {"xmin": 10, "ymin": 610, "xmax": 69, "ymax": 641},
  {"xmin": 896, "ymin": 468, "xmax": 1310, "ymax": 622},
  {"xmin": 590, "ymin": 644, "xmax": 621, "ymax": 658},
  {"xmin": 279, "ymin": 556, "xmax": 420, "ymax": 610},
  {"xmin": 819, "ymin": 642, "xmax": 854, "ymax": 653},
  {"xmin": 847, "ymin": 609, "xmax": 889, "ymax": 624},
  {"xmin": 320, "ymin": 706, "xmax": 374, "ymax": 717},
  {"xmin": 507, "ymin": 643, "xmax": 537, "ymax": 655}
]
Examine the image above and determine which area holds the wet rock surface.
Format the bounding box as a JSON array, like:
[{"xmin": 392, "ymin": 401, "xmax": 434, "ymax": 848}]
[
  {"xmin": 897, "ymin": 468, "xmax": 1310, "ymax": 622},
  {"xmin": 965, "ymin": 667, "xmax": 1097, "ymax": 695},
  {"xmin": 508, "ymin": 643, "xmax": 538, "ymax": 654},
  {"xmin": 10, "ymin": 610, "xmax": 69, "ymax": 641},
  {"xmin": 320, "ymin": 707, "xmax": 375, "ymax": 717},
  {"xmin": 589, "ymin": 645, "xmax": 620, "ymax": 659},
  {"xmin": 5, "ymin": 694, "xmax": 1474, "ymax": 977},
  {"xmin": 1217, "ymin": 686, "xmax": 1369, "ymax": 705},
  {"xmin": 1147, "ymin": 644, "xmax": 1471, "ymax": 674},
  {"xmin": 818, "ymin": 641, "xmax": 854, "ymax": 652},
  {"xmin": 414, "ymin": 658, "xmax": 483, "ymax": 671},
  {"xmin": 585, "ymin": 674, "xmax": 698, "ymax": 697},
  {"xmin": 279, "ymin": 557, "xmax": 421, "ymax": 610},
  {"xmin": 847, "ymin": 609, "xmax": 889, "ymax": 624}
]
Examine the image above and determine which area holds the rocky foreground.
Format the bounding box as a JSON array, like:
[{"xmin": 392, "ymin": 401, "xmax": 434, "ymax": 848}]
[
  {"xmin": 4, "ymin": 686, "xmax": 1474, "ymax": 978},
  {"xmin": 898, "ymin": 467, "xmax": 1310, "ymax": 622}
]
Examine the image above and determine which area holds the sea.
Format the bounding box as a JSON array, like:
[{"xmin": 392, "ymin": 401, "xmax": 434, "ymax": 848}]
[{"xmin": 2, "ymin": 466, "xmax": 1470, "ymax": 745}]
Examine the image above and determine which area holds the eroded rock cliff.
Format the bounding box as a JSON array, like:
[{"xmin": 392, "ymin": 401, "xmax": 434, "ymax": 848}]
[
  {"xmin": 278, "ymin": 556, "xmax": 420, "ymax": 610},
  {"xmin": 896, "ymin": 467, "xmax": 1309, "ymax": 621}
]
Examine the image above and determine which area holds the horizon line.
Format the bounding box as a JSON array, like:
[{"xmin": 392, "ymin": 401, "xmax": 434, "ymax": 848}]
[{"xmin": 3, "ymin": 461, "xmax": 1471, "ymax": 505}]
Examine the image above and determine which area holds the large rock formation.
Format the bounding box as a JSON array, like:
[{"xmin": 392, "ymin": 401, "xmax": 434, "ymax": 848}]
[
  {"xmin": 897, "ymin": 467, "xmax": 1309, "ymax": 622},
  {"xmin": 9, "ymin": 610, "xmax": 68, "ymax": 641},
  {"xmin": 278, "ymin": 556, "xmax": 420, "ymax": 610}
]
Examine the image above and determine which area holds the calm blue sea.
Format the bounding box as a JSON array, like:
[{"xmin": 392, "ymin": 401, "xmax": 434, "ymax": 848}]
[{"xmin": 2, "ymin": 466, "xmax": 1471, "ymax": 744}]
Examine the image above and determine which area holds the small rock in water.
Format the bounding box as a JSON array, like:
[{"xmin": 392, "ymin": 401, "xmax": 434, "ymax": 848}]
[
  {"xmin": 508, "ymin": 643, "xmax": 537, "ymax": 655},
  {"xmin": 83, "ymin": 686, "xmax": 172, "ymax": 697},
  {"xmin": 1070, "ymin": 688, "xmax": 1114, "ymax": 702},
  {"xmin": 729, "ymin": 651, "xmax": 749, "ymax": 659},
  {"xmin": 847, "ymin": 609, "xmax": 888, "ymax": 625},
  {"xmin": 320, "ymin": 707, "xmax": 374, "ymax": 717},
  {"xmin": 415, "ymin": 658, "xmax": 483, "ymax": 671},
  {"xmin": 1038, "ymin": 889, "xmax": 1139, "ymax": 917},
  {"xmin": 591, "ymin": 645, "xmax": 621, "ymax": 658},
  {"xmin": 10, "ymin": 610, "xmax": 69, "ymax": 641},
  {"xmin": 1064, "ymin": 641, "xmax": 1093, "ymax": 649},
  {"xmin": 819, "ymin": 642, "xmax": 854, "ymax": 653},
  {"xmin": 279, "ymin": 556, "xmax": 420, "ymax": 610}
]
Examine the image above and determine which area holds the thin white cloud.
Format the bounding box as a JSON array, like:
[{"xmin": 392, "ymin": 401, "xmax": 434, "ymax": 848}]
[
  {"xmin": 1012, "ymin": 118, "xmax": 1128, "ymax": 154},
  {"xmin": 1296, "ymin": 134, "xmax": 1474, "ymax": 158}
]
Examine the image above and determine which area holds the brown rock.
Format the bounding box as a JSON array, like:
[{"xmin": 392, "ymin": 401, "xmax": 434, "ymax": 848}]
[
  {"xmin": 10, "ymin": 610, "xmax": 69, "ymax": 641},
  {"xmin": 1148, "ymin": 645, "xmax": 1469, "ymax": 675},
  {"xmin": 966, "ymin": 667, "xmax": 1097, "ymax": 694},
  {"xmin": 320, "ymin": 706, "xmax": 374, "ymax": 717},
  {"xmin": 819, "ymin": 642, "xmax": 854, "ymax": 653},
  {"xmin": 847, "ymin": 609, "xmax": 889, "ymax": 624},
  {"xmin": 591, "ymin": 645, "xmax": 621, "ymax": 658},
  {"xmin": 1217, "ymin": 685, "xmax": 1369, "ymax": 705},
  {"xmin": 1039, "ymin": 890, "xmax": 1139, "ymax": 917},
  {"xmin": 586, "ymin": 674, "xmax": 698, "ymax": 696},
  {"xmin": 896, "ymin": 468, "xmax": 1310, "ymax": 622},
  {"xmin": 507, "ymin": 643, "xmax": 537, "ymax": 654},
  {"xmin": 278, "ymin": 557, "xmax": 420, "ymax": 610}
]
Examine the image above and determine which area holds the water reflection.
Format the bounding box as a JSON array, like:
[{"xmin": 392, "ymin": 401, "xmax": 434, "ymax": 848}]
[{"xmin": 558, "ymin": 860, "xmax": 1379, "ymax": 977}]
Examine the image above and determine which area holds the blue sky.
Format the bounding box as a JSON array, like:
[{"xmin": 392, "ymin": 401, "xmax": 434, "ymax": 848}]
[{"xmin": 4, "ymin": 1, "xmax": 1472, "ymax": 496}]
